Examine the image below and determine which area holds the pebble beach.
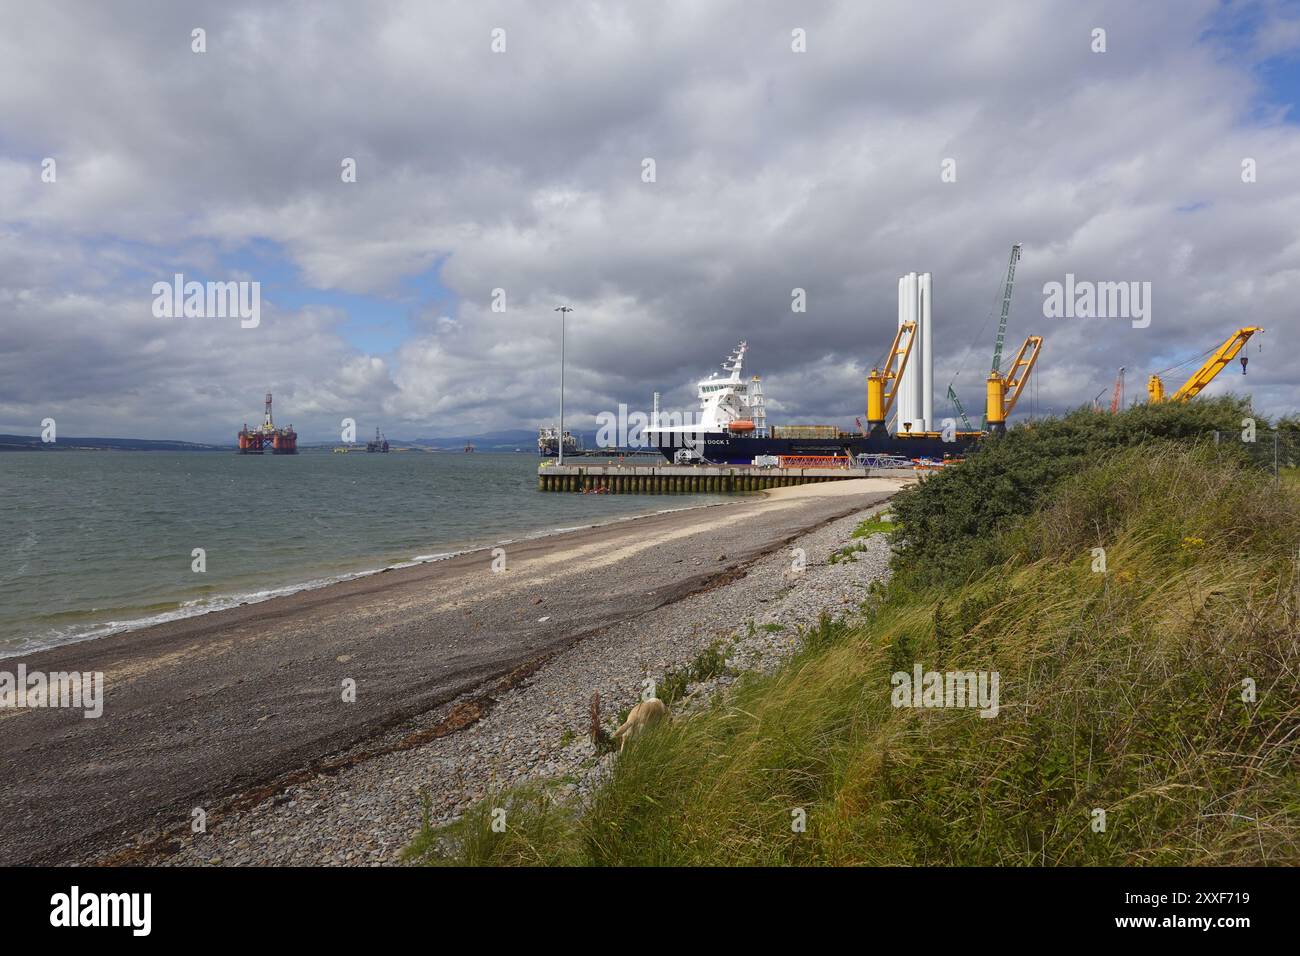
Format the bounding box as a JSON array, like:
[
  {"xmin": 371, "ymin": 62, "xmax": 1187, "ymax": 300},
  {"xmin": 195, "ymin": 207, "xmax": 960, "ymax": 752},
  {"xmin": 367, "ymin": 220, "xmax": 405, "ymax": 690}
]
[
  {"xmin": 152, "ymin": 488, "xmax": 899, "ymax": 866},
  {"xmin": 0, "ymin": 478, "xmax": 906, "ymax": 865}
]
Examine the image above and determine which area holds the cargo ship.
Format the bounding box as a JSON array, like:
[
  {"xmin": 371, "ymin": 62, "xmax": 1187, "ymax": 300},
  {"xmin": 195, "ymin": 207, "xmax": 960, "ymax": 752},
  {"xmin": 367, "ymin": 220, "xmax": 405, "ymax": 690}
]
[{"xmin": 644, "ymin": 341, "xmax": 983, "ymax": 465}]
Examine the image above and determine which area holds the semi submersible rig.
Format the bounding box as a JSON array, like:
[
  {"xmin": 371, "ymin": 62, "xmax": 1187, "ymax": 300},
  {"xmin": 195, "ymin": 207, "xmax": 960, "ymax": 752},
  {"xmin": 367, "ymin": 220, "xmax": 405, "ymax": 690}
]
[{"xmin": 237, "ymin": 392, "xmax": 298, "ymax": 454}]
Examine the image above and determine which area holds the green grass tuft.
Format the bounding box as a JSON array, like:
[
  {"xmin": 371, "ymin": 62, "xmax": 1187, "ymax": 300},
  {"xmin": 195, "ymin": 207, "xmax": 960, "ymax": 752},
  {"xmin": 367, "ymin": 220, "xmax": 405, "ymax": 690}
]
[{"xmin": 851, "ymin": 516, "xmax": 898, "ymax": 538}]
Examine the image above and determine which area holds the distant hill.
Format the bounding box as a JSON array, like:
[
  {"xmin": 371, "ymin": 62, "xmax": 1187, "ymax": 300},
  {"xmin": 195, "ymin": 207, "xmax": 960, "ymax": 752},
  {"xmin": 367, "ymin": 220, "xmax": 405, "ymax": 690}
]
[
  {"xmin": 400, "ymin": 429, "xmax": 608, "ymax": 452},
  {"xmin": 401, "ymin": 429, "xmax": 542, "ymax": 451},
  {"xmin": 0, "ymin": 434, "xmax": 227, "ymax": 452},
  {"xmin": 291, "ymin": 431, "xmax": 539, "ymax": 452}
]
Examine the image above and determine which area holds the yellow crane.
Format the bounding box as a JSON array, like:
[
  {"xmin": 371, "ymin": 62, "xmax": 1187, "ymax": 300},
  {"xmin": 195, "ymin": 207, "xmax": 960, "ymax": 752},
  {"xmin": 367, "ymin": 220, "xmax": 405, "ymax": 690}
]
[
  {"xmin": 864, "ymin": 321, "xmax": 916, "ymax": 433},
  {"xmin": 1147, "ymin": 327, "xmax": 1262, "ymax": 403},
  {"xmin": 986, "ymin": 335, "xmax": 1043, "ymax": 433}
]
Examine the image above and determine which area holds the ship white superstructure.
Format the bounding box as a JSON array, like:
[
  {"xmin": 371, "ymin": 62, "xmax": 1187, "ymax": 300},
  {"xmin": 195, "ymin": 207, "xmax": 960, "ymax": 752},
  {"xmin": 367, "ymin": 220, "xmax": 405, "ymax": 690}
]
[{"xmin": 645, "ymin": 342, "xmax": 762, "ymax": 438}]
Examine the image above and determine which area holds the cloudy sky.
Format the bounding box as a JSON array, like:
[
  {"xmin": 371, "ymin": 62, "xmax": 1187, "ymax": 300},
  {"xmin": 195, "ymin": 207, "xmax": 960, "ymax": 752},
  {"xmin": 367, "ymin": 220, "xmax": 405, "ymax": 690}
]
[{"xmin": 2, "ymin": 0, "xmax": 1298, "ymax": 442}]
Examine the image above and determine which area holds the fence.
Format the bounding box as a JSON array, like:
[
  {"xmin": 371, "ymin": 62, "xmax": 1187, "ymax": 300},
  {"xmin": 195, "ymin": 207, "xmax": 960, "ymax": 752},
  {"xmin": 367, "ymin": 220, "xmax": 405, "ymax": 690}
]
[{"xmin": 1211, "ymin": 427, "xmax": 1300, "ymax": 484}]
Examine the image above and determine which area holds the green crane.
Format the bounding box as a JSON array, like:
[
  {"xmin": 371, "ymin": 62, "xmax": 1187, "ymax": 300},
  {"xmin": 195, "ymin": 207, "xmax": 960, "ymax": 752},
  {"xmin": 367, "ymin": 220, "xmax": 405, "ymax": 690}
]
[
  {"xmin": 979, "ymin": 242, "xmax": 1023, "ymax": 430},
  {"xmin": 947, "ymin": 383, "xmax": 972, "ymax": 431},
  {"xmin": 990, "ymin": 243, "xmax": 1023, "ymax": 374},
  {"xmin": 946, "ymin": 243, "xmax": 1023, "ymax": 431}
]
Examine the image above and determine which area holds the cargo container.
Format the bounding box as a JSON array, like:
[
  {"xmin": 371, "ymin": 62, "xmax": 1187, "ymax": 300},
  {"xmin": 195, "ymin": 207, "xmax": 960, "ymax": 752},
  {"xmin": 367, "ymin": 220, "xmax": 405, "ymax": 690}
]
[{"xmin": 769, "ymin": 424, "xmax": 838, "ymax": 439}]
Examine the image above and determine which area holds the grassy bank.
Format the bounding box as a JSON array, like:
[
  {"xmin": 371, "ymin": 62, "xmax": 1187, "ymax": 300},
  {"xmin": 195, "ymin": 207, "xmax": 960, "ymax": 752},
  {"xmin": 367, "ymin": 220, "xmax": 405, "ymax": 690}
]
[{"xmin": 409, "ymin": 401, "xmax": 1299, "ymax": 865}]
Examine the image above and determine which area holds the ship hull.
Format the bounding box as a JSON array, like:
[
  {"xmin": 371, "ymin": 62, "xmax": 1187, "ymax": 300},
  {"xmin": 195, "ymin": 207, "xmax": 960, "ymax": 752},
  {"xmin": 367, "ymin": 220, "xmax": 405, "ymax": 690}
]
[{"xmin": 655, "ymin": 431, "xmax": 980, "ymax": 464}]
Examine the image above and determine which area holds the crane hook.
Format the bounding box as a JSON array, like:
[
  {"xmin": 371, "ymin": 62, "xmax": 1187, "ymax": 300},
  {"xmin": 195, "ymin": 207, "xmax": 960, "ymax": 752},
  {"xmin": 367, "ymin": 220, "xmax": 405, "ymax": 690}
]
[{"xmin": 1240, "ymin": 355, "xmax": 1249, "ymax": 375}]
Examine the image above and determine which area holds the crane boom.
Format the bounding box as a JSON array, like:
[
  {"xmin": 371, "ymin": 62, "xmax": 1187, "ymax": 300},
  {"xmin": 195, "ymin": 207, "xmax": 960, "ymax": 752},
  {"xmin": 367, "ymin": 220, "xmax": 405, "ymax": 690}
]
[
  {"xmin": 1149, "ymin": 326, "xmax": 1262, "ymax": 403},
  {"xmin": 879, "ymin": 321, "xmax": 916, "ymax": 418},
  {"xmin": 985, "ymin": 334, "xmax": 1043, "ymax": 433},
  {"xmin": 1001, "ymin": 335, "xmax": 1042, "ymax": 417},
  {"xmin": 990, "ymin": 243, "xmax": 1023, "ymax": 374},
  {"xmin": 947, "ymin": 384, "xmax": 973, "ymax": 430},
  {"xmin": 865, "ymin": 321, "xmax": 916, "ymax": 428}
]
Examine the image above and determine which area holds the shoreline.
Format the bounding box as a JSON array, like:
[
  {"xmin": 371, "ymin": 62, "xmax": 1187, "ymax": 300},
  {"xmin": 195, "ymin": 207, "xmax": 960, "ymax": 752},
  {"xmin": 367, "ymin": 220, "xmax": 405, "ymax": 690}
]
[
  {"xmin": 2, "ymin": 494, "xmax": 739, "ymax": 661},
  {"xmin": 0, "ymin": 478, "xmax": 906, "ymax": 865}
]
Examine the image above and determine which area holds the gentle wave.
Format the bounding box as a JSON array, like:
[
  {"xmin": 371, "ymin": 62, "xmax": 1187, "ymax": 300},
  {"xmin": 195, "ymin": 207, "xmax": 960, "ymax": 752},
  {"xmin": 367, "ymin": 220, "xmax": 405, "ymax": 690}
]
[{"xmin": 1, "ymin": 497, "xmax": 731, "ymax": 660}]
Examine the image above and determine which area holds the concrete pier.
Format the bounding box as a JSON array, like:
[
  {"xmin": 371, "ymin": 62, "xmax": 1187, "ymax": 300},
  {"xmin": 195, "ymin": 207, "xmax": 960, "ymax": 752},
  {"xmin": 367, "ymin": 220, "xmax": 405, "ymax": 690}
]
[{"xmin": 537, "ymin": 463, "xmax": 907, "ymax": 493}]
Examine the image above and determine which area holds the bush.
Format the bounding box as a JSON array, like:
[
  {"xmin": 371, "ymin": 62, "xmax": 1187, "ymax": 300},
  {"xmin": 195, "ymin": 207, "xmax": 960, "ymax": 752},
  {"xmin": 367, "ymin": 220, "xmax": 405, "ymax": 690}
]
[{"xmin": 888, "ymin": 397, "xmax": 1254, "ymax": 588}]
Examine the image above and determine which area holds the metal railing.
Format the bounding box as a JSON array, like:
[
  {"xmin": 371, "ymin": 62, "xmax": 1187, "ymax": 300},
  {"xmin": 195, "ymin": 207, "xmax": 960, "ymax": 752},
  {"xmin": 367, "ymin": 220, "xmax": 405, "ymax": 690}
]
[{"xmin": 778, "ymin": 455, "xmax": 853, "ymax": 469}]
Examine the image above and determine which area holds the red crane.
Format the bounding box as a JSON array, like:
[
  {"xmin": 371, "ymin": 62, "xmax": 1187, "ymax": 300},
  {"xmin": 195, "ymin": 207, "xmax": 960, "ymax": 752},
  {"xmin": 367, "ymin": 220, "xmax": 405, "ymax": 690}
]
[{"xmin": 1108, "ymin": 367, "xmax": 1126, "ymax": 414}]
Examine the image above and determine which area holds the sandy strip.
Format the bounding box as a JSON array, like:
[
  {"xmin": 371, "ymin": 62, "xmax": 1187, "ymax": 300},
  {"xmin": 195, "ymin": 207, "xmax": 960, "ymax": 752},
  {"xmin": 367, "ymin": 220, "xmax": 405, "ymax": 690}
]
[{"xmin": 763, "ymin": 476, "xmax": 912, "ymax": 500}]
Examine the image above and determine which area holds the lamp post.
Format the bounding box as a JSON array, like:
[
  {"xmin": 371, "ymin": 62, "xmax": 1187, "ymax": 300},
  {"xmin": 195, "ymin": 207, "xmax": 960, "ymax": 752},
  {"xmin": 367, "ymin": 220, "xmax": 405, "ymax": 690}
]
[{"xmin": 555, "ymin": 306, "xmax": 573, "ymax": 465}]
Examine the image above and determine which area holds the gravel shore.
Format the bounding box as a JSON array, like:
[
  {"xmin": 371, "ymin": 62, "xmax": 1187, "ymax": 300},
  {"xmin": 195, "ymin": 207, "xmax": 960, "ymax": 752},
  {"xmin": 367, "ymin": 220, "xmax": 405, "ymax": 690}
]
[{"xmin": 149, "ymin": 496, "xmax": 897, "ymax": 866}]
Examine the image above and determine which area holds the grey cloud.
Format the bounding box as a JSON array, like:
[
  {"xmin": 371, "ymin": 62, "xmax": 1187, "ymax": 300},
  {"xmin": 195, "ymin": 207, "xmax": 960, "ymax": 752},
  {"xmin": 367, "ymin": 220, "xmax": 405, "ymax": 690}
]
[{"xmin": 1, "ymin": 0, "xmax": 1298, "ymax": 443}]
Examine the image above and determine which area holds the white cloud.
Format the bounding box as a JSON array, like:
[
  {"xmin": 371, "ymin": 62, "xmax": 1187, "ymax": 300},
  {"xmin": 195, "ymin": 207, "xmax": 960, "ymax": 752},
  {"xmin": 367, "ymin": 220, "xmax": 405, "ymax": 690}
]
[{"xmin": 1, "ymin": 0, "xmax": 1298, "ymax": 441}]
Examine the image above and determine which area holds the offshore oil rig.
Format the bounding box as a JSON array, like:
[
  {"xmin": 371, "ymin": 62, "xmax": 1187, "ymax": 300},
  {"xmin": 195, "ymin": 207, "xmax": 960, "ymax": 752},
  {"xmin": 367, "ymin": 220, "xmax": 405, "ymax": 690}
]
[{"xmin": 237, "ymin": 392, "xmax": 298, "ymax": 454}]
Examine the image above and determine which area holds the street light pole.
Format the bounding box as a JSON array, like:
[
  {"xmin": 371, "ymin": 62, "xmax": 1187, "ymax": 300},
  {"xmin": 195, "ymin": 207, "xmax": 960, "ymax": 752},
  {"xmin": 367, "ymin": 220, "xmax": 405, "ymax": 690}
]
[{"xmin": 555, "ymin": 306, "xmax": 573, "ymax": 465}]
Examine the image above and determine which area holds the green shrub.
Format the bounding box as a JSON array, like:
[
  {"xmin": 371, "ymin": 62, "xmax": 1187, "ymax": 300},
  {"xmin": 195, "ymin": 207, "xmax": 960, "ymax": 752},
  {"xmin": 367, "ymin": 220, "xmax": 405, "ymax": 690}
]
[{"xmin": 888, "ymin": 397, "xmax": 1254, "ymax": 588}]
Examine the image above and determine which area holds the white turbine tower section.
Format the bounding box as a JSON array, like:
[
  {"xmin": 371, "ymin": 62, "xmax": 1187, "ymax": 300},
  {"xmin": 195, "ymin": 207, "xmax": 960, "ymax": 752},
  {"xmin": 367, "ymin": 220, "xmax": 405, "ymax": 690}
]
[
  {"xmin": 909, "ymin": 272, "xmax": 922, "ymax": 430},
  {"xmin": 920, "ymin": 272, "xmax": 933, "ymax": 431},
  {"xmin": 896, "ymin": 275, "xmax": 907, "ymax": 429},
  {"xmin": 896, "ymin": 271, "xmax": 934, "ymax": 432},
  {"xmin": 899, "ymin": 273, "xmax": 915, "ymax": 430}
]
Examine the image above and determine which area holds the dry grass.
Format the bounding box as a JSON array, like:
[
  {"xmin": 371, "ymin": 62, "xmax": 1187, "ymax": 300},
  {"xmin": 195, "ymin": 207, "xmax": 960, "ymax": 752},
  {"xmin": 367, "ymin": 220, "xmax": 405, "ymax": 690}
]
[{"xmin": 410, "ymin": 445, "xmax": 1300, "ymax": 866}]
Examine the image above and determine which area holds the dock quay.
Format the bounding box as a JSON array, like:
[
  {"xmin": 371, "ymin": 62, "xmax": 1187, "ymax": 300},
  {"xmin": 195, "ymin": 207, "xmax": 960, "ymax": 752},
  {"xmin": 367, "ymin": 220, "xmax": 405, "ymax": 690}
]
[{"xmin": 537, "ymin": 463, "xmax": 911, "ymax": 493}]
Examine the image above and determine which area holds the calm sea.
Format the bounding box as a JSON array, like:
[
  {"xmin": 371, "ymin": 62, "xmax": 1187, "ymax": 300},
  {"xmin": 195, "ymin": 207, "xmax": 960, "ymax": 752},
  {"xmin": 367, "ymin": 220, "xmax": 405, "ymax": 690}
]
[{"xmin": 0, "ymin": 450, "xmax": 722, "ymax": 656}]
